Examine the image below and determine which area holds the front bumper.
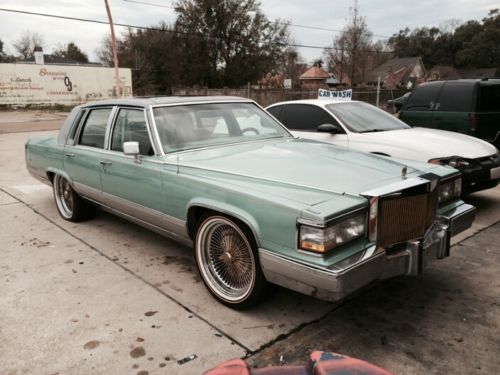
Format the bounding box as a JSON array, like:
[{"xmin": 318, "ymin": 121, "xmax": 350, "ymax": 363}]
[
  {"xmin": 259, "ymin": 203, "xmax": 476, "ymax": 302},
  {"xmin": 460, "ymin": 153, "xmax": 500, "ymax": 194}
]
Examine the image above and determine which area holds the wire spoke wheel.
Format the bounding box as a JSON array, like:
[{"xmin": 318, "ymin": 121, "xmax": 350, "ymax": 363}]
[
  {"xmin": 54, "ymin": 175, "xmax": 74, "ymax": 219},
  {"xmin": 196, "ymin": 216, "xmax": 256, "ymax": 304}
]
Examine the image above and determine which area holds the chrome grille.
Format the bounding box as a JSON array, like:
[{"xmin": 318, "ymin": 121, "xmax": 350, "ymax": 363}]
[{"xmin": 378, "ymin": 188, "xmax": 438, "ymax": 247}]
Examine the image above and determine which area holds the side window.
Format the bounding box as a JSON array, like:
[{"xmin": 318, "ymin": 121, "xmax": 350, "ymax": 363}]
[
  {"xmin": 437, "ymin": 82, "xmax": 474, "ymax": 112},
  {"xmin": 478, "ymin": 84, "xmax": 500, "ymax": 112},
  {"xmin": 282, "ymin": 104, "xmax": 340, "ymax": 131},
  {"xmin": 67, "ymin": 109, "xmax": 86, "ymax": 144},
  {"xmin": 403, "ymin": 83, "xmax": 443, "ymax": 111},
  {"xmin": 267, "ymin": 105, "xmax": 283, "ymax": 121},
  {"xmin": 111, "ymin": 108, "xmax": 154, "ymax": 156},
  {"xmin": 79, "ymin": 108, "xmax": 112, "ymax": 148}
]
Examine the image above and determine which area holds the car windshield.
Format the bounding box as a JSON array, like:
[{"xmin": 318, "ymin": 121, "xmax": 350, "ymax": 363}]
[
  {"xmin": 325, "ymin": 101, "xmax": 410, "ymax": 133},
  {"xmin": 153, "ymin": 102, "xmax": 291, "ymax": 153}
]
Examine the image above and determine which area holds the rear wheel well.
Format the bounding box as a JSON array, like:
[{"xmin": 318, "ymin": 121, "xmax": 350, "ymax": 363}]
[{"xmin": 47, "ymin": 172, "xmax": 55, "ymax": 184}]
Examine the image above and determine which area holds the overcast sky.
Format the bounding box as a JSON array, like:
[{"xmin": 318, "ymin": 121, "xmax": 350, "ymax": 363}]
[{"xmin": 0, "ymin": 0, "xmax": 497, "ymax": 64}]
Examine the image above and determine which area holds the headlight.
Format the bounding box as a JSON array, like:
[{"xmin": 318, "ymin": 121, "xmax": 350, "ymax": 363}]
[
  {"xmin": 299, "ymin": 211, "xmax": 367, "ymax": 254},
  {"xmin": 429, "ymin": 157, "xmax": 469, "ymax": 169},
  {"xmin": 438, "ymin": 175, "xmax": 462, "ymax": 205}
]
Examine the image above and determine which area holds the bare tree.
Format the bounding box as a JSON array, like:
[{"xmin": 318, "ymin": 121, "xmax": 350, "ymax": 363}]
[
  {"xmin": 324, "ymin": 0, "xmax": 377, "ymax": 86},
  {"xmin": 13, "ymin": 31, "xmax": 44, "ymax": 59},
  {"xmin": 95, "ymin": 35, "xmax": 114, "ymax": 67}
]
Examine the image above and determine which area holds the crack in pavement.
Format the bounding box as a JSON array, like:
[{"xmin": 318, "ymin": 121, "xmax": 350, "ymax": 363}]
[
  {"xmin": 0, "ymin": 186, "xmax": 252, "ymax": 355},
  {"xmin": 4, "ymin": 185, "xmax": 499, "ymax": 361}
]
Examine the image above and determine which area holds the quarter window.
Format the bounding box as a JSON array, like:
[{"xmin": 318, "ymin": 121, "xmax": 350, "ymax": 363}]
[
  {"xmin": 111, "ymin": 108, "xmax": 154, "ymax": 156},
  {"xmin": 79, "ymin": 108, "xmax": 112, "ymax": 148}
]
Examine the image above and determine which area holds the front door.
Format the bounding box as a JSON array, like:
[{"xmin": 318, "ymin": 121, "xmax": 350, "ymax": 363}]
[{"xmin": 99, "ymin": 107, "xmax": 165, "ymax": 226}]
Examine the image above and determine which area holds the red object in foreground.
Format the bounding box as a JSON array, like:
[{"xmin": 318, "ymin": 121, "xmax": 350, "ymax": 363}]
[{"xmin": 204, "ymin": 351, "xmax": 394, "ymax": 375}]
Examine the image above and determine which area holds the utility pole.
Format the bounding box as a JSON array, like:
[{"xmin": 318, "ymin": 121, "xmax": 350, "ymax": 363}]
[
  {"xmin": 350, "ymin": 0, "xmax": 359, "ymax": 88},
  {"xmin": 104, "ymin": 0, "xmax": 121, "ymax": 98}
]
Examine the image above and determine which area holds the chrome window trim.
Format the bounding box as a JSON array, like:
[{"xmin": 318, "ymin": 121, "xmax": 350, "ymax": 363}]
[
  {"xmin": 107, "ymin": 106, "xmax": 159, "ymax": 156},
  {"xmin": 71, "ymin": 106, "xmax": 116, "ymax": 150},
  {"xmin": 148, "ymin": 105, "xmax": 165, "ymax": 157},
  {"xmin": 149, "ymin": 100, "xmax": 295, "ymax": 155}
]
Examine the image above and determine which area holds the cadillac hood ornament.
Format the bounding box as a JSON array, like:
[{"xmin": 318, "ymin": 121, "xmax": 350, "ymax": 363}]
[{"xmin": 401, "ymin": 165, "xmax": 408, "ymax": 180}]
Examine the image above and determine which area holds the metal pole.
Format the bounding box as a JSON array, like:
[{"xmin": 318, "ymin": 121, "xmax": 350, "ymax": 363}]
[{"xmin": 104, "ymin": 0, "xmax": 121, "ymax": 98}]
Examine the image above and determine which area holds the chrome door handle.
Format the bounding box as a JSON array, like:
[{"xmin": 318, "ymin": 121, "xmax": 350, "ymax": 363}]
[
  {"xmin": 100, "ymin": 161, "xmax": 112, "ymax": 166},
  {"xmin": 64, "ymin": 153, "xmax": 75, "ymax": 157}
]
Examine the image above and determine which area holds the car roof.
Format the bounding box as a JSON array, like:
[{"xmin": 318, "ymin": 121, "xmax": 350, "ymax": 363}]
[
  {"xmin": 80, "ymin": 96, "xmax": 253, "ymax": 108},
  {"xmin": 267, "ymin": 99, "xmax": 362, "ymax": 108}
]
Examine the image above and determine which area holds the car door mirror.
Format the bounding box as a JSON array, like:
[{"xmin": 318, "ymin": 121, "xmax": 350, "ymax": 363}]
[
  {"xmin": 317, "ymin": 123, "xmax": 343, "ymax": 134},
  {"xmin": 123, "ymin": 141, "xmax": 141, "ymax": 163}
]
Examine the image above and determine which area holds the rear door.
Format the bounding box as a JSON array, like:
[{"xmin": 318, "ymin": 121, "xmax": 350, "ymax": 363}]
[
  {"xmin": 400, "ymin": 82, "xmax": 443, "ymax": 128},
  {"xmin": 432, "ymin": 81, "xmax": 475, "ymax": 134},
  {"xmin": 280, "ymin": 104, "xmax": 349, "ymax": 147},
  {"xmin": 63, "ymin": 106, "xmax": 114, "ymax": 201}
]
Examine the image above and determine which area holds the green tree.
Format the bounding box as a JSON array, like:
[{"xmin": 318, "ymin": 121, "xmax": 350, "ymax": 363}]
[
  {"xmin": 174, "ymin": 0, "xmax": 290, "ymax": 87},
  {"xmin": 53, "ymin": 42, "xmax": 89, "ymax": 63},
  {"xmin": 388, "ymin": 9, "xmax": 500, "ymax": 70},
  {"xmin": 119, "ymin": 24, "xmax": 181, "ymax": 95},
  {"xmin": 454, "ymin": 9, "xmax": 500, "ymax": 68},
  {"xmin": 388, "ymin": 27, "xmax": 455, "ymax": 67}
]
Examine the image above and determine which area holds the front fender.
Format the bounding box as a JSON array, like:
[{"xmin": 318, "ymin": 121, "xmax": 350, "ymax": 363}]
[{"xmin": 186, "ymin": 197, "xmax": 261, "ymax": 245}]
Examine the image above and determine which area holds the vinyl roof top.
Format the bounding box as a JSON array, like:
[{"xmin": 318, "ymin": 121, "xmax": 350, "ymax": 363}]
[{"xmin": 80, "ymin": 96, "xmax": 252, "ymax": 107}]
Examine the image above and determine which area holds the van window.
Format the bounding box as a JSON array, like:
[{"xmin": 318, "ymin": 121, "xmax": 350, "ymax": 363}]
[
  {"xmin": 478, "ymin": 84, "xmax": 500, "ymax": 112},
  {"xmin": 437, "ymin": 82, "xmax": 474, "ymax": 112},
  {"xmin": 403, "ymin": 82, "xmax": 443, "ymax": 111}
]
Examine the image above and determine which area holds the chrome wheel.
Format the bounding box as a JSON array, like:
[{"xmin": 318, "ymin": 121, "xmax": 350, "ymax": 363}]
[
  {"xmin": 196, "ymin": 216, "xmax": 256, "ymax": 303},
  {"xmin": 54, "ymin": 175, "xmax": 74, "ymax": 219}
]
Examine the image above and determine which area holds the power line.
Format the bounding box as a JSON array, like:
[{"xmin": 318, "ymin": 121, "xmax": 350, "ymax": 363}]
[
  {"xmin": 121, "ymin": 0, "xmax": 392, "ymax": 38},
  {"xmin": 123, "ymin": 0, "xmax": 175, "ymax": 9},
  {"xmin": 0, "ymin": 7, "xmax": 393, "ymax": 53}
]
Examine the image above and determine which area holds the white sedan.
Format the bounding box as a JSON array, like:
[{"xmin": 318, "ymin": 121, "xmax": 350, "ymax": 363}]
[{"xmin": 266, "ymin": 99, "xmax": 500, "ymax": 195}]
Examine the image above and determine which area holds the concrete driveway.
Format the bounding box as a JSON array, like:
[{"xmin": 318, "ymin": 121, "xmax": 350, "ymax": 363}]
[{"xmin": 0, "ymin": 114, "xmax": 499, "ymax": 374}]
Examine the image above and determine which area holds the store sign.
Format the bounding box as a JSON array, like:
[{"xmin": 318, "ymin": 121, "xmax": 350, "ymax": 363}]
[
  {"xmin": 0, "ymin": 63, "xmax": 132, "ymax": 106},
  {"xmin": 318, "ymin": 88, "xmax": 352, "ymax": 100}
]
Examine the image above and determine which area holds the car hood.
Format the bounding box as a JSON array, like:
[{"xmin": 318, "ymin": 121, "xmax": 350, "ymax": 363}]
[
  {"xmin": 173, "ymin": 138, "xmax": 438, "ymax": 200},
  {"xmin": 351, "ymin": 127, "xmax": 497, "ymax": 160}
]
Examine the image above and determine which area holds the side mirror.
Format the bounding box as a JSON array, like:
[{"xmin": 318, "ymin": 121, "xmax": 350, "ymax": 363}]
[
  {"xmin": 123, "ymin": 141, "xmax": 141, "ymax": 163},
  {"xmin": 317, "ymin": 123, "xmax": 343, "ymax": 134}
]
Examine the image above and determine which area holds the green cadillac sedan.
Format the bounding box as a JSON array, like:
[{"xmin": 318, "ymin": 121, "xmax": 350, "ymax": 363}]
[{"xmin": 25, "ymin": 96, "xmax": 476, "ymax": 308}]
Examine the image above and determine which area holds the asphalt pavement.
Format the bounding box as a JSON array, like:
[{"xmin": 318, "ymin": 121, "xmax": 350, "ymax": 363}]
[{"xmin": 0, "ymin": 112, "xmax": 498, "ymax": 374}]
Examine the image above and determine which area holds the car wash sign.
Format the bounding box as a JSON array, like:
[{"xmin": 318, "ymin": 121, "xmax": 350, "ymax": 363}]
[{"xmin": 318, "ymin": 88, "xmax": 352, "ymax": 100}]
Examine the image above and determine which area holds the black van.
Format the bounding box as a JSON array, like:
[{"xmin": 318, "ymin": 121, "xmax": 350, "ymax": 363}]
[{"xmin": 399, "ymin": 79, "xmax": 500, "ymax": 148}]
